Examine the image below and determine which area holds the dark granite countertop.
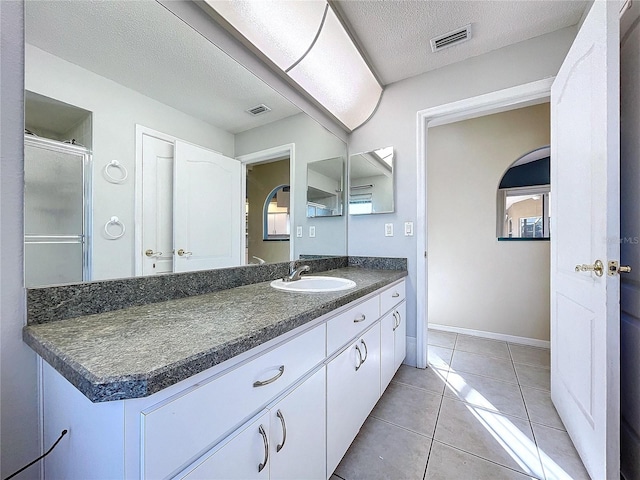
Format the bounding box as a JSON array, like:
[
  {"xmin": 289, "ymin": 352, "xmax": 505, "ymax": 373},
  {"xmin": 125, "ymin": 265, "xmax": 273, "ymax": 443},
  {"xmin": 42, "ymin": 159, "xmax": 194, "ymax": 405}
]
[{"xmin": 23, "ymin": 267, "xmax": 406, "ymax": 403}]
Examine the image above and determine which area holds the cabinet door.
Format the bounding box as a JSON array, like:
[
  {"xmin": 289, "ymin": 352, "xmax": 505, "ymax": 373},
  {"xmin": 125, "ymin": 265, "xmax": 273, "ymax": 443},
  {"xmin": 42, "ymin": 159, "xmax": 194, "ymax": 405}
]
[
  {"xmin": 380, "ymin": 311, "xmax": 396, "ymax": 395},
  {"xmin": 393, "ymin": 302, "xmax": 407, "ymax": 370},
  {"xmin": 180, "ymin": 412, "xmax": 270, "ymax": 480},
  {"xmin": 327, "ymin": 324, "xmax": 381, "ymax": 474},
  {"xmin": 270, "ymin": 368, "xmax": 326, "ymax": 480}
]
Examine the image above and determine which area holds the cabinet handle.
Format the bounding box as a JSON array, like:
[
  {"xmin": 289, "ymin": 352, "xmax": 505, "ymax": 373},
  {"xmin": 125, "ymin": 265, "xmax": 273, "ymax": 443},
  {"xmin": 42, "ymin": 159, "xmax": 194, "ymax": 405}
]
[
  {"xmin": 253, "ymin": 365, "xmax": 285, "ymax": 387},
  {"xmin": 392, "ymin": 292, "xmax": 400, "ymax": 298},
  {"xmin": 360, "ymin": 339, "xmax": 368, "ymax": 363},
  {"xmin": 354, "ymin": 344, "xmax": 363, "ymax": 371},
  {"xmin": 258, "ymin": 424, "xmax": 269, "ymax": 472},
  {"xmin": 353, "ymin": 314, "xmax": 366, "ymax": 323},
  {"xmin": 276, "ymin": 409, "xmax": 287, "ymax": 453},
  {"xmin": 393, "ymin": 311, "xmax": 401, "ymax": 331}
]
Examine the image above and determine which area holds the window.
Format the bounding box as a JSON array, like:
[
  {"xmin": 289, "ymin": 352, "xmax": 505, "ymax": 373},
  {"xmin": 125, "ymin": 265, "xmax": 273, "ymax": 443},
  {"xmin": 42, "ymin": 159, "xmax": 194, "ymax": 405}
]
[
  {"xmin": 263, "ymin": 185, "xmax": 290, "ymax": 240},
  {"xmin": 497, "ymin": 147, "xmax": 550, "ymax": 240}
]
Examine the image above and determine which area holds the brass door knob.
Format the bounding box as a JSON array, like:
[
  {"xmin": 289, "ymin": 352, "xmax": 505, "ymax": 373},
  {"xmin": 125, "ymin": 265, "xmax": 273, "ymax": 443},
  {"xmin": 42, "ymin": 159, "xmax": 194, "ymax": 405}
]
[
  {"xmin": 575, "ymin": 260, "xmax": 604, "ymax": 277},
  {"xmin": 177, "ymin": 248, "xmax": 192, "ymax": 257},
  {"xmin": 145, "ymin": 249, "xmax": 162, "ymax": 257}
]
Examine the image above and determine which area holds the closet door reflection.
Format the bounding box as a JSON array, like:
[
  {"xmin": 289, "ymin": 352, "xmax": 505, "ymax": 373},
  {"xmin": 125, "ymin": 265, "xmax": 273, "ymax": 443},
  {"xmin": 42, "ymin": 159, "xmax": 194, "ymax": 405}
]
[{"xmin": 24, "ymin": 136, "xmax": 90, "ymax": 287}]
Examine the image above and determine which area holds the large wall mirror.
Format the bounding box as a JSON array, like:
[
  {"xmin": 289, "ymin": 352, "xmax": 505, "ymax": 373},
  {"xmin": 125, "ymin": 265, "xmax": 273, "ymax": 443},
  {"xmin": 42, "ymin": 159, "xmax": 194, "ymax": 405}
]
[
  {"xmin": 24, "ymin": 0, "xmax": 347, "ymax": 287},
  {"xmin": 349, "ymin": 147, "xmax": 395, "ymax": 215}
]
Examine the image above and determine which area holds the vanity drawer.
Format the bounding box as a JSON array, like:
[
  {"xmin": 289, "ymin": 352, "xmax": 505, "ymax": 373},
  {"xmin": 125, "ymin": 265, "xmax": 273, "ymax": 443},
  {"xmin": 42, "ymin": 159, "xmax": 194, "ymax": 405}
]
[
  {"xmin": 327, "ymin": 295, "xmax": 379, "ymax": 354},
  {"xmin": 380, "ymin": 280, "xmax": 405, "ymax": 315},
  {"xmin": 141, "ymin": 323, "xmax": 325, "ymax": 480}
]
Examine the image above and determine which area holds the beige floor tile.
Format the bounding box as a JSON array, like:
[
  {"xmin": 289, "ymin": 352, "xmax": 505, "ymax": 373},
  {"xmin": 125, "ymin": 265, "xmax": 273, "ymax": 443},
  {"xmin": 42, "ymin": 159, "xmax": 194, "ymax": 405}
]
[
  {"xmin": 450, "ymin": 350, "xmax": 518, "ymax": 384},
  {"xmin": 392, "ymin": 364, "xmax": 448, "ymax": 395},
  {"xmin": 514, "ymin": 363, "xmax": 550, "ymax": 391},
  {"xmin": 371, "ymin": 381, "xmax": 442, "ymax": 437},
  {"xmin": 509, "ymin": 344, "xmax": 550, "ymax": 368},
  {"xmin": 428, "ymin": 345, "xmax": 453, "ymax": 370},
  {"xmin": 532, "ymin": 423, "xmax": 590, "ymax": 480},
  {"xmin": 334, "ymin": 417, "xmax": 432, "ymax": 480},
  {"xmin": 521, "ymin": 387, "xmax": 565, "ymax": 431},
  {"xmin": 455, "ymin": 335, "xmax": 511, "ymax": 359},
  {"xmin": 425, "ymin": 441, "xmax": 539, "ymax": 479},
  {"xmin": 444, "ymin": 370, "xmax": 528, "ymax": 419},
  {"xmin": 434, "ymin": 397, "xmax": 544, "ymax": 478},
  {"xmin": 428, "ymin": 329, "xmax": 457, "ymax": 349}
]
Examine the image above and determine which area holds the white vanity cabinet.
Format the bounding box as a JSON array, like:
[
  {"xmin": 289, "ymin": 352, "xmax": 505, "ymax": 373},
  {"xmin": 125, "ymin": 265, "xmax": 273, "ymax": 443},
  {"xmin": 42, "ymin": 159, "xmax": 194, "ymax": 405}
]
[
  {"xmin": 380, "ymin": 283, "xmax": 407, "ymax": 394},
  {"xmin": 326, "ymin": 324, "xmax": 381, "ymax": 475},
  {"xmin": 38, "ymin": 277, "xmax": 406, "ymax": 480},
  {"xmin": 179, "ymin": 367, "xmax": 326, "ymax": 480}
]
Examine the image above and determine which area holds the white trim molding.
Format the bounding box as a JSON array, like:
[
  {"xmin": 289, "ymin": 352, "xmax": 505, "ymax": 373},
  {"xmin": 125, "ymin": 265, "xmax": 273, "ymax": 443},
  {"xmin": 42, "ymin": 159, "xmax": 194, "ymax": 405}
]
[
  {"xmin": 428, "ymin": 323, "xmax": 550, "ymax": 349},
  {"xmin": 415, "ymin": 78, "xmax": 554, "ymax": 368}
]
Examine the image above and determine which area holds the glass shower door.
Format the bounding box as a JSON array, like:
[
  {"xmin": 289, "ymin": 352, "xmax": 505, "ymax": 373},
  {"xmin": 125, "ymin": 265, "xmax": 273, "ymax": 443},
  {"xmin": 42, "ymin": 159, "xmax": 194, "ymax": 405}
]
[{"xmin": 24, "ymin": 136, "xmax": 91, "ymax": 287}]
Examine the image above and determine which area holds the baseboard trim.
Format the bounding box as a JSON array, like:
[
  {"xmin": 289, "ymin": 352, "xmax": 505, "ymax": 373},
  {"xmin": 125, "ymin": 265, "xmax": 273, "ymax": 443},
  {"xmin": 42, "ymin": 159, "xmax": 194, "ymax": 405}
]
[
  {"xmin": 404, "ymin": 336, "xmax": 417, "ymax": 367},
  {"xmin": 428, "ymin": 324, "xmax": 550, "ymax": 349}
]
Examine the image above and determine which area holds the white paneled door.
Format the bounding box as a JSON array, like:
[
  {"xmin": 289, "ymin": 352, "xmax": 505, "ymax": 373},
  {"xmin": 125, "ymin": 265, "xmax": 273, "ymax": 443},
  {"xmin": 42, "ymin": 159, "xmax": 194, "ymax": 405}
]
[
  {"xmin": 173, "ymin": 140, "xmax": 242, "ymax": 272},
  {"xmin": 141, "ymin": 133, "xmax": 175, "ymax": 276},
  {"xmin": 550, "ymin": 1, "xmax": 620, "ymax": 479}
]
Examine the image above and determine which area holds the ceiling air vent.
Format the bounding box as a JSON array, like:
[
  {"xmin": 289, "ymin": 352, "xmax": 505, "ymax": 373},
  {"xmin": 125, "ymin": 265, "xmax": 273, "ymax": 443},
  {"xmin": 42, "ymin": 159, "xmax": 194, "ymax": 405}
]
[
  {"xmin": 430, "ymin": 24, "xmax": 472, "ymax": 53},
  {"xmin": 246, "ymin": 104, "xmax": 272, "ymax": 116}
]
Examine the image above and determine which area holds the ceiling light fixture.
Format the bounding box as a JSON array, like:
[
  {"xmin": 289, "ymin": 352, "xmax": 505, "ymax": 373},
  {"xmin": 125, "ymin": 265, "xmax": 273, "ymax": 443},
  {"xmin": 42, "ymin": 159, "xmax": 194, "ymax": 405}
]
[{"xmin": 202, "ymin": 0, "xmax": 382, "ymax": 131}]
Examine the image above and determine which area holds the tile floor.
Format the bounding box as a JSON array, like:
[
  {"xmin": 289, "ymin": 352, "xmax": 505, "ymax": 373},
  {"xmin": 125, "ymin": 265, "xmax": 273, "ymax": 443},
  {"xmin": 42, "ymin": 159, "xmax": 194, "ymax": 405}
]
[{"xmin": 331, "ymin": 330, "xmax": 591, "ymax": 480}]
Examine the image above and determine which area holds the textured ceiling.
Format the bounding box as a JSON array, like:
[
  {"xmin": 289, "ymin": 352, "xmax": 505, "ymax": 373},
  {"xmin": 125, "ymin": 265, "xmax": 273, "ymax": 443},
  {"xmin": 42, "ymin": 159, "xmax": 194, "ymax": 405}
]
[
  {"xmin": 25, "ymin": 1, "xmax": 301, "ymax": 135},
  {"xmin": 334, "ymin": 0, "xmax": 589, "ymax": 85}
]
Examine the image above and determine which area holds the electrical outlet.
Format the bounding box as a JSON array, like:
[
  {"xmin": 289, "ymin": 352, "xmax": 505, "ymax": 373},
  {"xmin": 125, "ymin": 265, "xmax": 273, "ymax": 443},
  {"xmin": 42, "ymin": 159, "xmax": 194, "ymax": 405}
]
[
  {"xmin": 404, "ymin": 222, "xmax": 414, "ymax": 236},
  {"xmin": 385, "ymin": 223, "xmax": 393, "ymax": 237},
  {"xmin": 309, "ymin": 226, "xmax": 316, "ymax": 238},
  {"xmin": 296, "ymin": 226, "xmax": 303, "ymax": 238}
]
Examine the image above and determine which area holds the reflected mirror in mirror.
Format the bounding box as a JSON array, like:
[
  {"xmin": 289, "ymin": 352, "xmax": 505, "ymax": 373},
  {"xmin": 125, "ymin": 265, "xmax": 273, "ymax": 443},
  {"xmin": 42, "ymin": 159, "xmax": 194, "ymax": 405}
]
[
  {"xmin": 307, "ymin": 157, "xmax": 344, "ymax": 218},
  {"xmin": 349, "ymin": 146, "xmax": 394, "ymax": 215},
  {"xmin": 24, "ymin": 1, "xmax": 347, "ymax": 287}
]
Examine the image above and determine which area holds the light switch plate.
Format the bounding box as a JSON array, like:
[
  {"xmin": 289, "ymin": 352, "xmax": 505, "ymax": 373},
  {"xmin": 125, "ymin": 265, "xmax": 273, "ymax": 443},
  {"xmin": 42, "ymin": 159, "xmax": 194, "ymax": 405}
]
[
  {"xmin": 309, "ymin": 226, "xmax": 316, "ymax": 238},
  {"xmin": 296, "ymin": 226, "xmax": 303, "ymax": 238},
  {"xmin": 404, "ymin": 222, "xmax": 414, "ymax": 236},
  {"xmin": 385, "ymin": 223, "xmax": 393, "ymax": 237}
]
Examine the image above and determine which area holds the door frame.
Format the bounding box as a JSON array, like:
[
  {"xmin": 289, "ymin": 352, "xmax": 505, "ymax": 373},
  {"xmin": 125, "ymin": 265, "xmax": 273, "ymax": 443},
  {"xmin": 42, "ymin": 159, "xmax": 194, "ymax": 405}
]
[
  {"xmin": 415, "ymin": 78, "xmax": 554, "ymax": 368},
  {"xmin": 237, "ymin": 144, "xmax": 296, "ymax": 264}
]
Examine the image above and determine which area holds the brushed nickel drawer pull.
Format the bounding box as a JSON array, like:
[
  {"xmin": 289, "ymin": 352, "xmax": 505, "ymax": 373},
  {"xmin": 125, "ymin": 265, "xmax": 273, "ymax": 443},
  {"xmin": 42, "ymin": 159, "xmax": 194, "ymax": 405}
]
[
  {"xmin": 253, "ymin": 365, "xmax": 285, "ymax": 387},
  {"xmin": 392, "ymin": 311, "xmax": 399, "ymax": 331},
  {"xmin": 258, "ymin": 424, "xmax": 269, "ymax": 472},
  {"xmin": 353, "ymin": 314, "xmax": 366, "ymax": 323},
  {"xmin": 392, "ymin": 292, "xmax": 400, "ymax": 298},
  {"xmin": 276, "ymin": 409, "xmax": 287, "ymax": 453}
]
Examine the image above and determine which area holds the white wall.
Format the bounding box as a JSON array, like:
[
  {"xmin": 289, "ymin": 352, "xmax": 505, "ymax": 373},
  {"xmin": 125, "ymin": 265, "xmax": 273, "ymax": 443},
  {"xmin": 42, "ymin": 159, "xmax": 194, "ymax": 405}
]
[
  {"xmin": 427, "ymin": 104, "xmax": 550, "ymax": 341},
  {"xmin": 348, "ymin": 27, "xmax": 576, "ymax": 363},
  {"xmin": 0, "ymin": 2, "xmax": 41, "ymax": 478},
  {"xmin": 620, "ymin": 10, "xmax": 640, "ymax": 480},
  {"xmin": 25, "ymin": 45, "xmax": 235, "ymax": 281},
  {"xmin": 236, "ymin": 113, "xmax": 348, "ymax": 258}
]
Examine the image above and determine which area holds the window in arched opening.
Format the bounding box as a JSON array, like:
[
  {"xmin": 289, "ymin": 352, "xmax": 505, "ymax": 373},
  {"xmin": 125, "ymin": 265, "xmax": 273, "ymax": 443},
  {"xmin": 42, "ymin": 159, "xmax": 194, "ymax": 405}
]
[
  {"xmin": 263, "ymin": 185, "xmax": 290, "ymax": 240},
  {"xmin": 497, "ymin": 146, "xmax": 550, "ymax": 240}
]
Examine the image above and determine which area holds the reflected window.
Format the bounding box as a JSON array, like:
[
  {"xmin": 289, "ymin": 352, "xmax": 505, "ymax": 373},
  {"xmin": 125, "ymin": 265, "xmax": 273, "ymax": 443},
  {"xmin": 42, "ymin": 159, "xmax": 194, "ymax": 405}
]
[
  {"xmin": 263, "ymin": 185, "xmax": 290, "ymax": 240},
  {"xmin": 497, "ymin": 147, "xmax": 550, "ymax": 240}
]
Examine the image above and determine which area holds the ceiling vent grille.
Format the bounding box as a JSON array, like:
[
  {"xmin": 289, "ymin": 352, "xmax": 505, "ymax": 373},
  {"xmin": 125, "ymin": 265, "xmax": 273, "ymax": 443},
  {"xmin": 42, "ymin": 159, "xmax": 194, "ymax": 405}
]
[
  {"xmin": 246, "ymin": 104, "xmax": 272, "ymax": 116},
  {"xmin": 430, "ymin": 24, "xmax": 472, "ymax": 52}
]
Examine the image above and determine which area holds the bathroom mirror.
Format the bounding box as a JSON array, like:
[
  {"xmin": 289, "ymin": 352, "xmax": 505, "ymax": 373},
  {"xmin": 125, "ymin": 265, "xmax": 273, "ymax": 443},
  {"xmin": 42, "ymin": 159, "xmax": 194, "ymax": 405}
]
[
  {"xmin": 23, "ymin": 0, "xmax": 347, "ymax": 287},
  {"xmin": 306, "ymin": 157, "xmax": 344, "ymax": 218},
  {"xmin": 349, "ymin": 146, "xmax": 395, "ymax": 215}
]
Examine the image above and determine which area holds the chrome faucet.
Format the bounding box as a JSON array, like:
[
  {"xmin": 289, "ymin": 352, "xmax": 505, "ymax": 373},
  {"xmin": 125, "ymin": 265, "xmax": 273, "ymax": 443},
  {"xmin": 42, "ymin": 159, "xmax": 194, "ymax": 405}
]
[{"xmin": 284, "ymin": 264, "xmax": 310, "ymax": 282}]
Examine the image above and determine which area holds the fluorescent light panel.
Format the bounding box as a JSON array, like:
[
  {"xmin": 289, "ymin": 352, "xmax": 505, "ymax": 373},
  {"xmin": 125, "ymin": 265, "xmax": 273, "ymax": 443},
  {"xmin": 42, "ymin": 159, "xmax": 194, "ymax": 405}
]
[{"xmin": 204, "ymin": 0, "xmax": 382, "ymax": 131}]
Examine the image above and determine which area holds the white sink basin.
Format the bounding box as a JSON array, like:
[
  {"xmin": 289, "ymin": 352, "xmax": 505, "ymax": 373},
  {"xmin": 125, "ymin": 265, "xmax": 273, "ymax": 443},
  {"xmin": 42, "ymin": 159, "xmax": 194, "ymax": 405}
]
[{"xmin": 270, "ymin": 276, "xmax": 356, "ymax": 293}]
